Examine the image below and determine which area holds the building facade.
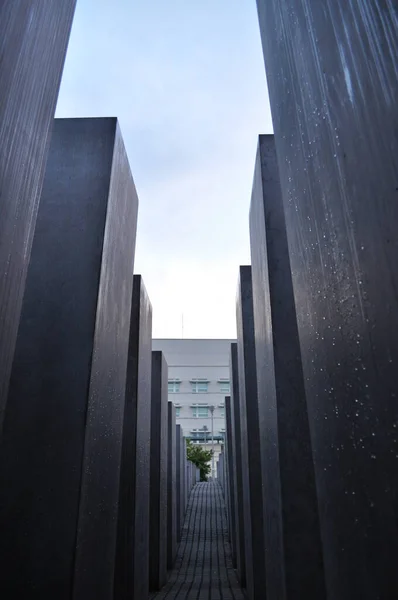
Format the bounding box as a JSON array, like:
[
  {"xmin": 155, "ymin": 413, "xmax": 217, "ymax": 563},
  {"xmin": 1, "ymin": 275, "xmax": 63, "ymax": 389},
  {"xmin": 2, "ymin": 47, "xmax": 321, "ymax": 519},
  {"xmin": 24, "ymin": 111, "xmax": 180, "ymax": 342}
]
[{"xmin": 152, "ymin": 339, "xmax": 235, "ymax": 473}]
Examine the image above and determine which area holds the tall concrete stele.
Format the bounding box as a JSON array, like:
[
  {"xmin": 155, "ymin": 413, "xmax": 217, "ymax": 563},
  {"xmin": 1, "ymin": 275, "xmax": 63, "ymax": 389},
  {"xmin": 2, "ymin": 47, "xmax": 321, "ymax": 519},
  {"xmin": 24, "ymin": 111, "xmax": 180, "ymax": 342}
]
[
  {"xmin": 256, "ymin": 1, "xmax": 398, "ymax": 599},
  {"xmin": 0, "ymin": 2, "xmax": 77, "ymax": 431},
  {"xmin": 209, "ymin": 404, "xmax": 215, "ymax": 478},
  {"xmin": 0, "ymin": 118, "xmax": 140, "ymax": 599}
]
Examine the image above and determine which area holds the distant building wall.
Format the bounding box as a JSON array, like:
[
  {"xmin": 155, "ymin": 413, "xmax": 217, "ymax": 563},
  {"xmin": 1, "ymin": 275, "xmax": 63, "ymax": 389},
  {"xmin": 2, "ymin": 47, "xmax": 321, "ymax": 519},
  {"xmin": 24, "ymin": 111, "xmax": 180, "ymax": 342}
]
[{"xmin": 152, "ymin": 339, "xmax": 235, "ymax": 471}]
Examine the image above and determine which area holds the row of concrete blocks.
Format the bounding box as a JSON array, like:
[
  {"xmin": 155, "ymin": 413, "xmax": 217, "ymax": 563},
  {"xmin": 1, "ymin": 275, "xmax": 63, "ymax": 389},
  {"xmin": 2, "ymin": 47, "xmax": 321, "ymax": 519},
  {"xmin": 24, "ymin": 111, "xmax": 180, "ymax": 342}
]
[
  {"xmin": 221, "ymin": 1, "xmax": 398, "ymax": 598},
  {"xmin": 222, "ymin": 130, "xmax": 398, "ymax": 600},
  {"xmin": 0, "ymin": 12, "xmax": 200, "ymax": 597},
  {"xmin": 0, "ymin": 116, "xmax": 199, "ymax": 598}
]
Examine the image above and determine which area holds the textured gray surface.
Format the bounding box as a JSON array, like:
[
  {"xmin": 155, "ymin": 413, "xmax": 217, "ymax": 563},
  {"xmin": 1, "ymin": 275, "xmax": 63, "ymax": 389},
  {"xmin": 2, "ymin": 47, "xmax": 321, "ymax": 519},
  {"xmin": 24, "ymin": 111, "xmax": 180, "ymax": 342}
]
[
  {"xmin": 217, "ymin": 453, "xmax": 224, "ymax": 490},
  {"xmin": 256, "ymin": 2, "xmax": 398, "ymax": 598},
  {"xmin": 230, "ymin": 343, "xmax": 246, "ymax": 588},
  {"xmin": 236, "ymin": 266, "xmax": 266, "ymax": 600},
  {"xmin": 186, "ymin": 462, "xmax": 193, "ymax": 505},
  {"xmin": 149, "ymin": 351, "xmax": 168, "ymax": 591},
  {"xmin": 250, "ymin": 135, "xmax": 325, "ymax": 599},
  {"xmin": 168, "ymin": 402, "xmax": 177, "ymax": 569},
  {"xmin": 0, "ymin": 118, "xmax": 138, "ymax": 599},
  {"xmin": 224, "ymin": 396, "xmax": 237, "ymax": 568},
  {"xmin": 150, "ymin": 482, "xmax": 246, "ymax": 600},
  {"xmin": 182, "ymin": 438, "xmax": 187, "ymax": 512},
  {"xmin": 176, "ymin": 425, "xmax": 184, "ymax": 542},
  {"xmin": 0, "ymin": 1, "xmax": 76, "ymax": 430},
  {"xmin": 114, "ymin": 275, "xmax": 152, "ymax": 600}
]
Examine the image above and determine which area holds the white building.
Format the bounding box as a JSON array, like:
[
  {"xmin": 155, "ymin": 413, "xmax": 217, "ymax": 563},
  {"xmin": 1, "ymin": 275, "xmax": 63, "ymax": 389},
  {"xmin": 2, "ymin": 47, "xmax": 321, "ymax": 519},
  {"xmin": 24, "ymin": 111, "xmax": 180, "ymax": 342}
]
[{"xmin": 152, "ymin": 338, "xmax": 235, "ymax": 474}]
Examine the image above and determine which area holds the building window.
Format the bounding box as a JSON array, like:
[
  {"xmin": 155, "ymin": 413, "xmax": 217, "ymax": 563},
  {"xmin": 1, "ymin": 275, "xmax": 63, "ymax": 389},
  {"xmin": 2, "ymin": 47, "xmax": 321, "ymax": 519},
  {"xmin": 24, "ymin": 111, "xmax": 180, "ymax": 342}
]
[
  {"xmin": 191, "ymin": 381, "xmax": 208, "ymax": 393},
  {"xmin": 192, "ymin": 406, "xmax": 209, "ymax": 418},
  {"xmin": 168, "ymin": 380, "xmax": 180, "ymax": 393},
  {"xmin": 220, "ymin": 408, "xmax": 225, "ymax": 418},
  {"xmin": 175, "ymin": 406, "xmax": 181, "ymax": 417},
  {"xmin": 219, "ymin": 380, "xmax": 230, "ymax": 393}
]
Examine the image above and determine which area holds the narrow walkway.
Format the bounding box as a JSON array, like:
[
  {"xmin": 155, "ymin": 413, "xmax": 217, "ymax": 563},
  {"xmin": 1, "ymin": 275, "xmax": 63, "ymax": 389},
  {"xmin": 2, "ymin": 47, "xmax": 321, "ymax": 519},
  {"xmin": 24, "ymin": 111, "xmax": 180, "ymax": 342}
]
[{"xmin": 151, "ymin": 482, "xmax": 246, "ymax": 600}]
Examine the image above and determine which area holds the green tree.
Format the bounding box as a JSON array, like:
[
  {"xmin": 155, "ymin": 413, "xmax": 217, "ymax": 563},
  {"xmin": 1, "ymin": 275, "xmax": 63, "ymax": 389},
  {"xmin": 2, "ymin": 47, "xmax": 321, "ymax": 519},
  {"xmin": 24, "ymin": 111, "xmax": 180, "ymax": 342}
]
[{"xmin": 186, "ymin": 439, "xmax": 213, "ymax": 482}]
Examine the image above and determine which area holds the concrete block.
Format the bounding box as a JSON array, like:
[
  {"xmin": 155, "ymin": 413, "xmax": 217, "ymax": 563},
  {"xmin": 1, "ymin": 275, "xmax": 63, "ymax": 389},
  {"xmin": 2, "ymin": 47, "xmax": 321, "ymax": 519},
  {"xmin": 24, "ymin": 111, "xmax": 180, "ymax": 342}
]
[
  {"xmin": 250, "ymin": 134, "xmax": 325, "ymax": 598},
  {"xmin": 256, "ymin": 2, "xmax": 398, "ymax": 597},
  {"xmin": 230, "ymin": 342, "xmax": 246, "ymax": 587},
  {"xmin": 167, "ymin": 402, "xmax": 177, "ymax": 569},
  {"xmin": 0, "ymin": 118, "xmax": 138, "ymax": 599},
  {"xmin": 185, "ymin": 463, "xmax": 190, "ymax": 501},
  {"xmin": 176, "ymin": 424, "xmax": 184, "ymax": 543},
  {"xmin": 225, "ymin": 396, "xmax": 237, "ymax": 564},
  {"xmin": 236, "ymin": 266, "xmax": 266, "ymax": 600},
  {"xmin": 182, "ymin": 438, "xmax": 187, "ymax": 512},
  {"xmin": 192, "ymin": 462, "xmax": 197, "ymax": 487},
  {"xmin": 186, "ymin": 460, "xmax": 194, "ymax": 499},
  {"xmin": 114, "ymin": 275, "xmax": 152, "ymax": 600},
  {"xmin": 149, "ymin": 351, "xmax": 168, "ymax": 591},
  {"xmin": 0, "ymin": 3, "xmax": 76, "ymax": 426},
  {"xmin": 217, "ymin": 453, "xmax": 224, "ymax": 487}
]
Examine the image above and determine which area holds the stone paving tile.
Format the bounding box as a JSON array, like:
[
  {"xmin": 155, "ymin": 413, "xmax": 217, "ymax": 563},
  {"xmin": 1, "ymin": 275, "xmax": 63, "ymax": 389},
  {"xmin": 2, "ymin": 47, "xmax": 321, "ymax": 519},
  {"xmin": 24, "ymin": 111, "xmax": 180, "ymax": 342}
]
[{"xmin": 150, "ymin": 482, "xmax": 246, "ymax": 600}]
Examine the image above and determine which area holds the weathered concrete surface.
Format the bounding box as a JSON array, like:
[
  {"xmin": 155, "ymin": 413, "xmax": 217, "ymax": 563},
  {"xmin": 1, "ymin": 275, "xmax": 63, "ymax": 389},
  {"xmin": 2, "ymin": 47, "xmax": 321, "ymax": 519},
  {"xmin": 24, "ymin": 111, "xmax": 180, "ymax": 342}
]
[
  {"xmin": 114, "ymin": 275, "xmax": 152, "ymax": 600},
  {"xmin": 249, "ymin": 135, "xmax": 326, "ymax": 599},
  {"xmin": 0, "ymin": 1, "xmax": 76, "ymax": 432},
  {"xmin": 256, "ymin": 2, "xmax": 398, "ymax": 598},
  {"xmin": 225, "ymin": 396, "xmax": 237, "ymax": 567},
  {"xmin": 176, "ymin": 424, "xmax": 184, "ymax": 543},
  {"xmin": 0, "ymin": 118, "xmax": 138, "ymax": 600},
  {"xmin": 230, "ymin": 342, "xmax": 246, "ymax": 587},
  {"xmin": 167, "ymin": 402, "xmax": 177, "ymax": 569},
  {"xmin": 149, "ymin": 351, "xmax": 168, "ymax": 591},
  {"xmin": 236, "ymin": 266, "xmax": 266, "ymax": 600}
]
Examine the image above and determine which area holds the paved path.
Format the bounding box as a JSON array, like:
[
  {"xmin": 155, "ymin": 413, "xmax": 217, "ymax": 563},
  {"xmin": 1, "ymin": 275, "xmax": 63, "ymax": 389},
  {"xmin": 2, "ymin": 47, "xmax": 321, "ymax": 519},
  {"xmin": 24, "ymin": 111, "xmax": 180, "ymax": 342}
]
[{"xmin": 150, "ymin": 482, "xmax": 246, "ymax": 600}]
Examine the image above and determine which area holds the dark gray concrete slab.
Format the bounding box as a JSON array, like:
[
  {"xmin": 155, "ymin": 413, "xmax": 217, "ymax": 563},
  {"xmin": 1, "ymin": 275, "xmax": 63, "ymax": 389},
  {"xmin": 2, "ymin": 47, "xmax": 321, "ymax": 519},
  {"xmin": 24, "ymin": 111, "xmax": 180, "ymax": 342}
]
[
  {"xmin": 186, "ymin": 460, "xmax": 194, "ymax": 499},
  {"xmin": 182, "ymin": 438, "xmax": 187, "ymax": 512},
  {"xmin": 176, "ymin": 424, "xmax": 184, "ymax": 543},
  {"xmin": 187, "ymin": 461, "xmax": 192, "ymax": 491},
  {"xmin": 149, "ymin": 351, "xmax": 168, "ymax": 591},
  {"xmin": 114, "ymin": 275, "xmax": 152, "ymax": 600},
  {"xmin": 217, "ymin": 453, "xmax": 225, "ymax": 489},
  {"xmin": 230, "ymin": 342, "xmax": 246, "ymax": 588},
  {"xmin": 186, "ymin": 463, "xmax": 190, "ymax": 503},
  {"xmin": 249, "ymin": 135, "xmax": 326, "ymax": 599},
  {"xmin": 225, "ymin": 396, "xmax": 237, "ymax": 566},
  {"xmin": 191, "ymin": 462, "xmax": 195, "ymax": 487},
  {"xmin": 0, "ymin": 2, "xmax": 76, "ymax": 428},
  {"xmin": 256, "ymin": 3, "xmax": 398, "ymax": 598},
  {"xmin": 0, "ymin": 118, "xmax": 138, "ymax": 600},
  {"xmin": 167, "ymin": 402, "xmax": 177, "ymax": 569},
  {"xmin": 236, "ymin": 266, "xmax": 266, "ymax": 600}
]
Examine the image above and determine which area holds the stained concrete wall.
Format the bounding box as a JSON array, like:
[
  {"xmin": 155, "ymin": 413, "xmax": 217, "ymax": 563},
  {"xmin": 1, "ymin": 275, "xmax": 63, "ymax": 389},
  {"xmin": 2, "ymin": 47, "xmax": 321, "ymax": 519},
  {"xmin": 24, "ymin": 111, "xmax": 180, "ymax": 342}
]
[
  {"xmin": 167, "ymin": 402, "xmax": 177, "ymax": 569},
  {"xmin": 236, "ymin": 266, "xmax": 266, "ymax": 600},
  {"xmin": 230, "ymin": 343, "xmax": 246, "ymax": 587},
  {"xmin": 149, "ymin": 351, "xmax": 168, "ymax": 591},
  {"xmin": 114, "ymin": 275, "xmax": 152, "ymax": 600},
  {"xmin": 0, "ymin": 119, "xmax": 138, "ymax": 600},
  {"xmin": 0, "ymin": 2, "xmax": 76, "ymax": 426},
  {"xmin": 256, "ymin": 2, "xmax": 398, "ymax": 597}
]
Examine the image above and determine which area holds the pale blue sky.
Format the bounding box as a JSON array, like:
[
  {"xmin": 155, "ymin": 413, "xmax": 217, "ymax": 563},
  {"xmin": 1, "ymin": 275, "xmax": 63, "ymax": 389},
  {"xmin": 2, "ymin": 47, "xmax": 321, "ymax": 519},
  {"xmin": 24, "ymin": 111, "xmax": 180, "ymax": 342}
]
[{"xmin": 56, "ymin": 0, "xmax": 272, "ymax": 338}]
